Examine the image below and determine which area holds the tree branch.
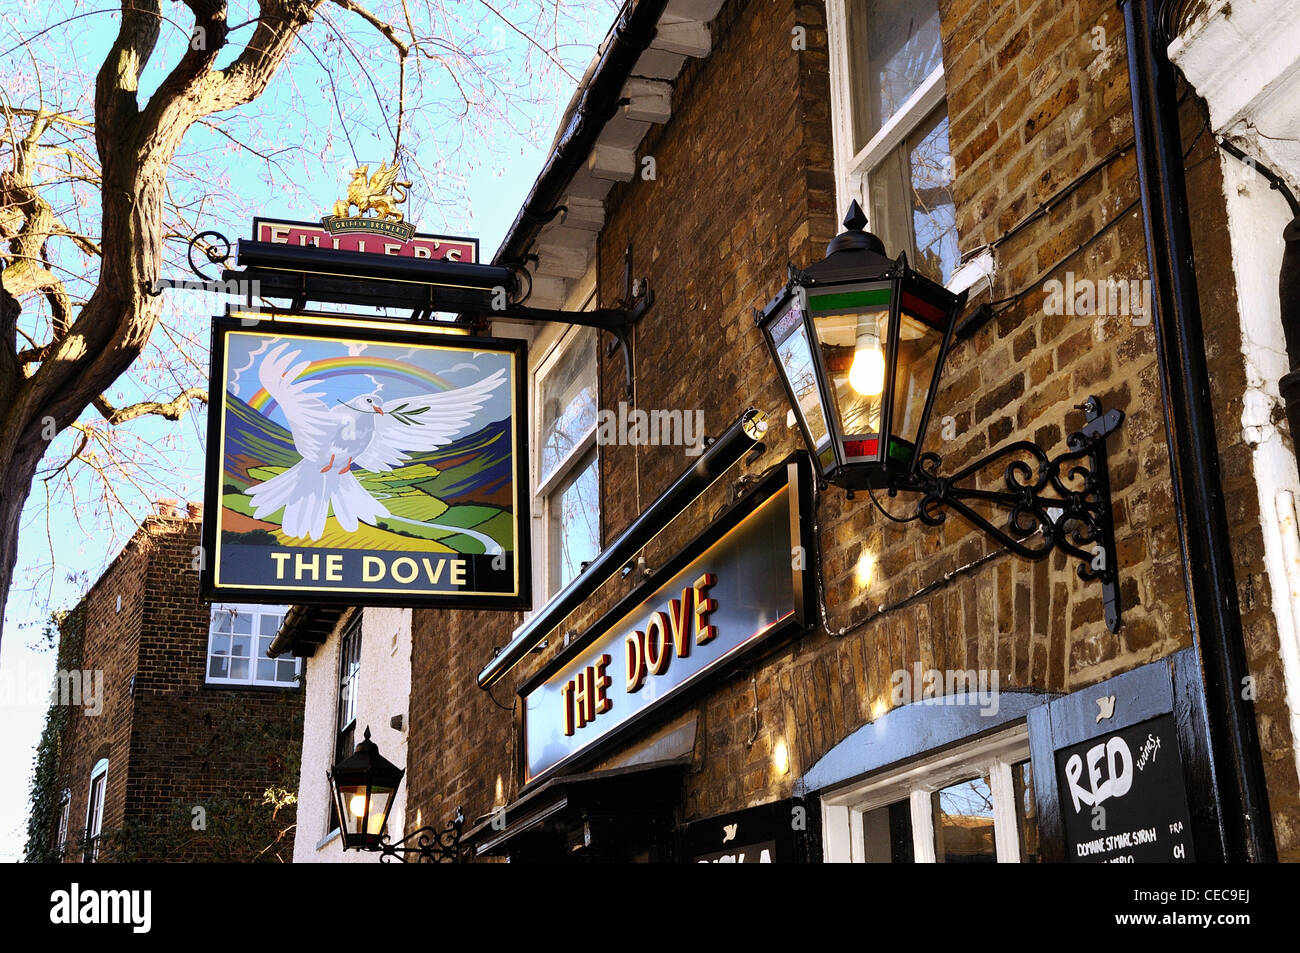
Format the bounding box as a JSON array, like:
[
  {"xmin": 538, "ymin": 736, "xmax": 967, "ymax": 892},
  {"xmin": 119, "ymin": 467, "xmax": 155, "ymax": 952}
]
[
  {"xmin": 329, "ymin": 0, "xmax": 409, "ymax": 56},
  {"xmin": 92, "ymin": 387, "xmax": 208, "ymax": 425}
]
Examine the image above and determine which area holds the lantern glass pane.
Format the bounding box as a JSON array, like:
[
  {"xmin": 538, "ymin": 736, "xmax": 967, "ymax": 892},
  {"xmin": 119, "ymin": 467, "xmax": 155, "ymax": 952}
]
[
  {"xmin": 769, "ymin": 305, "xmax": 833, "ymax": 463},
  {"xmin": 888, "ymin": 291, "xmax": 951, "ymax": 467},
  {"xmin": 366, "ymin": 786, "xmax": 395, "ymax": 836},
  {"xmin": 805, "ymin": 282, "xmax": 894, "ymax": 463},
  {"xmin": 339, "ymin": 783, "xmax": 368, "ymax": 836},
  {"xmin": 812, "ymin": 308, "xmax": 887, "ymax": 461},
  {"xmin": 888, "ymin": 312, "xmax": 945, "ymax": 464}
]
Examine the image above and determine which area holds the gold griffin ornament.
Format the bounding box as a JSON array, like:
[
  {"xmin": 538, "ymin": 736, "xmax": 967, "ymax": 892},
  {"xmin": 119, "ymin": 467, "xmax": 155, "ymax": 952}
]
[
  {"xmin": 320, "ymin": 163, "xmax": 418, "ymax": 241},
  {"xmin": 334, "ymin": 162, "xmax": 412, "ymax": 222}
]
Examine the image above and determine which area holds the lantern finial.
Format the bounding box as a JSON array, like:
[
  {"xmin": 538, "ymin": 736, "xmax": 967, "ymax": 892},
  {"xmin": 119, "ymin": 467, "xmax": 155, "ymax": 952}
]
[
  {"xmin": 843, "ymin": 200, "xmax": 867, "ymax": 232},
  {"xmin": 825, "ymin": 200, "xmax": 886, "ymax": 258}
]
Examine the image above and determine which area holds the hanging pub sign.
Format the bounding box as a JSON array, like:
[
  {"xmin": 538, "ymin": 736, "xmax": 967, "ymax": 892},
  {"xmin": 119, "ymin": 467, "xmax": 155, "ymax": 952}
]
[
  {"xmin": 519, "ymin": 455, "xmax": 813, "ymax": 785},
  {"xmin": 200, "ymin": 310, "xmax": 529, "ymax": 609},
  {"xmin": 1056, "ymin": 713, "xmax": 1194, "ymax": 863}
]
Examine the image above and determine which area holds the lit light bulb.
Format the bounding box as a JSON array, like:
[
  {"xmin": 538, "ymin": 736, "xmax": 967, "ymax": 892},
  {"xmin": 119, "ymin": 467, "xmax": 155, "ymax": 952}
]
[
  {"xmin": 848, "ymin": 329, "xmax": 885, "ymax": 396},
  {"xmin": 349, "ymin": 793, "xmax": 367, "ymax": 818}
]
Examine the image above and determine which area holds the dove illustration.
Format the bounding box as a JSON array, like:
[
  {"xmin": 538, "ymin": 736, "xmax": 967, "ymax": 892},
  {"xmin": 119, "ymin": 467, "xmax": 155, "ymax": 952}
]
[{"xmin": 245, "ymin": 342, "xmax": 506, "ymax": 541}]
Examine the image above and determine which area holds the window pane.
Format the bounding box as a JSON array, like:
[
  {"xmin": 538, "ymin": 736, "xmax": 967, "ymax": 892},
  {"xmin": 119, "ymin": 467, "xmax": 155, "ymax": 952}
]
[
  {"xmin": 549, "ymin": 452, "xmax": 600, "ymax": 593},
  {"xmin": 87, "ymin": 776, "xmax": 105, "ymax": 835},
  {"xmin": 230, "ymin": 658, "xmax": 250, "ymax": 681},
  {"xmin": 1013, "ymin": 759, "xmax": 1042, "ymax": 862},
  {"xmin": 277, "ymin": 660, "xmax": 298, "ymax": 683},
  {"xmin": 906, "ymin": 108, "xmax": 958, "ymax": 283},
  {"xmin": 209, "ymin": 657, "xmax": 229, "ymax": 679},
  {"xmin": 932, "ymin": 775, "xmax": 996, "ymax": 863},
  {"xmin": 260, "ymin": 613, "xmax": 283, "ymax": 637},
  {"xmin": 256, "ymin": 659, "xmax": 276, "ymax": 682},
  {"xmin": 338, "ymin": 622, "xmax": 362, "ymax": 733},
  {"xmin": 861, "ymin": 798, "xmax": 914, "ymax": 862},
  {"xmin": 230, "ymin": 612, "xmax": 252, "ymax": 635},
  {"xmin": 847, "ymin": 0, "xmax": 943, "ymax": 150},
  {"xmin": 868, "ymin": 104, "xmax": 958, "ymax": 286},
  {"xmin": 211, "ymin": 635, "xmax": 230, "ymax": 656},
  {"xmin": 231, "ymin": 634, "xmax": 251, "ymax": 657},
  {"xmin": 539, "ymin": 326, "xmax": 597, "ymax": 486}
]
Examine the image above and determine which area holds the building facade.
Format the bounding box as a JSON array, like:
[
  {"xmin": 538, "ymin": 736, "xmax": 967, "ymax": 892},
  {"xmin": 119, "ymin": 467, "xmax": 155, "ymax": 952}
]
[
  {"xmin": 277, "ymin": 0, "xmax": 1300, "ymax": 862},
  {"xmin": 27, "ymin": 503, "xmax": 304, "ymax": 862}
]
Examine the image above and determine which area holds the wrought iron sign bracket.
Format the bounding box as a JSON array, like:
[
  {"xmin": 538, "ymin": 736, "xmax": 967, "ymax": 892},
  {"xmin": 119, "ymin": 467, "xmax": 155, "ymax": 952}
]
[
  {"xmin": 376, "ymin": 806, "xmax": 466, "ymax": 863},
  {"xmin": 146, "ymin": 230, "xmax": 237, "ymax": 295},
  {"xmin": 885, "ymin": 396, "xmax": 1125, "ymax": 632},
  {"xmin": 486, "ymin": 284, "xmax": 653, "ymax": 400}
]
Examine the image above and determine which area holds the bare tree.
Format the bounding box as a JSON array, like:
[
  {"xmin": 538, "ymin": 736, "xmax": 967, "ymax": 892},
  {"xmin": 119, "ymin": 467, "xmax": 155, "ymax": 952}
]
[{"xmin": 0, "ymin": 0, "xmax": 605, "ymax": 645}]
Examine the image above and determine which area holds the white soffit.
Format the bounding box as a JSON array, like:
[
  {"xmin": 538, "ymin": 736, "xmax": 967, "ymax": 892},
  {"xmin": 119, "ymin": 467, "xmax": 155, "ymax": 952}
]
[{"xmin": 527, "ymin": 1, "xmax": 723, "ymax": 308}]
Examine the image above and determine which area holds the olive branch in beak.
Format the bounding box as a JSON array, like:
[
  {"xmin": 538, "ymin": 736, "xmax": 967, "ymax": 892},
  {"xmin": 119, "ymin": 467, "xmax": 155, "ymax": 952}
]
[{"xmin": 337, "ymin": 399, "xmax": 384, "ymax": 415}]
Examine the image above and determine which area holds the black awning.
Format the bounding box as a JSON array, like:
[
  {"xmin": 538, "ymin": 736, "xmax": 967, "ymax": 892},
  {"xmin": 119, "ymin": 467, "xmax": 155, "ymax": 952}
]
[
  {"xmin": 464, "ymin": 758, "xmax": 688, "ymax": 861},
  {"xmin": 266, "ymin": 603, "xmax": 350, "ymax": 658}
]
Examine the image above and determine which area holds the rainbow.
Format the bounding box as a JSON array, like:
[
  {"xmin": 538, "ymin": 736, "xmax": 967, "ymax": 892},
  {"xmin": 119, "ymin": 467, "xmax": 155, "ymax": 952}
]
[{"xmin": 245, "ymin": 356, "xmax": 456, "ymax": 414}]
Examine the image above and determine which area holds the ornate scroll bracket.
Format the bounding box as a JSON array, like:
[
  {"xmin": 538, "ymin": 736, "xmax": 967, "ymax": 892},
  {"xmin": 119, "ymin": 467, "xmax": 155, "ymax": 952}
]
[
  {"xmin": 887, "ymin": 396, "xmax": 1125, "ymax": 632},
  {"xmin": 377, "ymin": 806, "xmax": 467, "ymax": 863},
  {"xmin": 146, "ymin": 230, "xmax": 236, "ymax": 296}
]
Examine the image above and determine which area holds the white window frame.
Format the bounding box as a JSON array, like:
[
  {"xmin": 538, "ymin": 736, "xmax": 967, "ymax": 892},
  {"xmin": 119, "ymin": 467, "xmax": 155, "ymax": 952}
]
[
  {"xmin": 529, "ymin": 284, "xmax": 600, "ymax": 602},
  {"xmin": 328, "ymin": 615, "xmax": 364, "ymax": 837},
  {"xmin": 820, "ymin": 723, "xmax": 1033, "ymax": 863},
  {"xmin": 826, "ymin": 0, "xmax": 972, "ymax": 290},
  {"xmin": 84, "ymin": 757, "xmax": 108, "ymax": 862},
  {"xmin": 205, "ymin": 602, "xmax": 299, "ymax": 688},
  {"xmin": 55, "ymin": 787, "xmax": 71, "ymax": 858}
]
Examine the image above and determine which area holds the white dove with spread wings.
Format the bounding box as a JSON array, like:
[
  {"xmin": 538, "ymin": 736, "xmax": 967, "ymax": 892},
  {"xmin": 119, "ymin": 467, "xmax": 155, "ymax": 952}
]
[{"xmin": 246, "ymin": 342, "xmax": 506, "ymax": 541}]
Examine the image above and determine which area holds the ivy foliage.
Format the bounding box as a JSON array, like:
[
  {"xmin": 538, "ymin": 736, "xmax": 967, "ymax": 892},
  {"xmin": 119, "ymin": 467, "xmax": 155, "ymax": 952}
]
[{"xmin": 24, "ymin": 610, "xmax": 82, "ymax": 863}]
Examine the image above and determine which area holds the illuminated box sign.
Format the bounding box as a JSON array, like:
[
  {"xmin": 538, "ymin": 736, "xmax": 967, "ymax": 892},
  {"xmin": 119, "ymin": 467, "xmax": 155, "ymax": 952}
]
[
  {"xmin": 201, "ymin": 311, "xmax": 529, "ymax": 610},
  {"xmin": 253, "ymin": 217, "xmax": 478, "ymax": 262},
  {"xmin": 520, "ymin": 456, "xmax": 812, "ymax": 784}
]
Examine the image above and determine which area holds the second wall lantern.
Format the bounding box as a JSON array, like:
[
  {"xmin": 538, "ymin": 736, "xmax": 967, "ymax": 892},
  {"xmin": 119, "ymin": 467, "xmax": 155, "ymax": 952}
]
[{"xmin": 757, "ymin": 202, "xmax": 1126, "ymax": 632}]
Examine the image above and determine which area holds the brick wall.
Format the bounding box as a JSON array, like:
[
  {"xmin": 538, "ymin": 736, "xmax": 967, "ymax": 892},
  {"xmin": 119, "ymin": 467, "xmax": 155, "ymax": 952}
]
[
  {"xmin": 51, "ymin": 515, "xmax": 304, "ymax": 861},
  {"xmin": 50, "ymin": 519, "xmax": 149, "ymax": 860},
  {"xmin": 404, "ymin": 0, "xmax": 1300, "ymax": 858}
]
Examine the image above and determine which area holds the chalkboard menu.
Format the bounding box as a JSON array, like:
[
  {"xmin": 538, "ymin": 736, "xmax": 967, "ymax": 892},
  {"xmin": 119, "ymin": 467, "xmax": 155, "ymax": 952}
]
[{"xmin": 1055, "ymin": 713, "xmax": 1194, "ymax": 863}]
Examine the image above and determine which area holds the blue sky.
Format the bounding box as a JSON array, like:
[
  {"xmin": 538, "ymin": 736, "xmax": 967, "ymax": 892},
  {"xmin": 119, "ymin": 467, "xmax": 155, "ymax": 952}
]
[{"xmin": 0, "ymin": 0, "xmax": 615, "ymax": 861}]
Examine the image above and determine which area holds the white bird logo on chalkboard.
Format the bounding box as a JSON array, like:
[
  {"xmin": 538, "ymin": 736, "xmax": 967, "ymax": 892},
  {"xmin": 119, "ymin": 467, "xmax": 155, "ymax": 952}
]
[{"xmin": 246, "ymin": 342, "xmax": 505, "ymax": 541}]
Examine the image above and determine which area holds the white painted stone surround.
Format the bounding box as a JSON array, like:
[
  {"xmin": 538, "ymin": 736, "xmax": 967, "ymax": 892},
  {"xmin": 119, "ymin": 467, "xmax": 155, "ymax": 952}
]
[{"xmin": 1171, "ymin": 0, "xmax": 1300, "ymax": 790}]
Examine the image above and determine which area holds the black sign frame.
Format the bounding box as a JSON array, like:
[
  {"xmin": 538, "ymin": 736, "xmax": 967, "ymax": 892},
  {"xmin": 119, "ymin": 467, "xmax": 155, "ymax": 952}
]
[
  {"xmin": 200, "ymin": 310, "xmax": 531, "ymax": 611},
  {"xmin": 516, "ymin": 452, "xmax": 815, "ymax": 788},
  {"xmin": 679, "ymin": 797, "xmax": 818, "ymax": 863}
]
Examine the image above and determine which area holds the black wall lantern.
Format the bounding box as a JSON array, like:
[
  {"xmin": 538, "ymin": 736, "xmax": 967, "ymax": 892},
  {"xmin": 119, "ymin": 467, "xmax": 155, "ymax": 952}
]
[
  {"xmin": 327, "ymin": 727, "xmax": 464, "ymax": 862},
  {"xmin": 758, "ymin": 203, "xmax": 1126, "ymax": 632}
]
